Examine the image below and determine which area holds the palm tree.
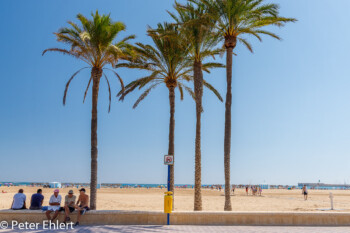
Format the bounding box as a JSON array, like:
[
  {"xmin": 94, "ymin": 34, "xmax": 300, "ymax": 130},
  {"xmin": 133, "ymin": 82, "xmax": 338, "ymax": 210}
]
[
  {"xmin": 43, "ymin": 11, "xmax": 135, "ymax": 210},
  {"xmin": 117, "ymin": 23, "xmax": 222, "ymax": 206},
  {"xmin": 168, "ymin": 1, "xmax": 224, "ymax": 211},
  {"xmin": 193, "ymin": 0, "xmax": 296, "ymax": 211}
]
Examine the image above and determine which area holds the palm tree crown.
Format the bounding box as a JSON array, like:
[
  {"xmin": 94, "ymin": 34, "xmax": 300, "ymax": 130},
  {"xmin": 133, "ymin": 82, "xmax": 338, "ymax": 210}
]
[
  {"xmin": 194, "ymin": 0, "xmax": 297, "ymax": 50},
  {"xmin": 43, "ymin": 11, "xmax": 136, "ymax": 111},
  {"xmin": 118, "ymin": 22, "xmax": 223, "ymax": 107},
  {"xmin": 118, "ymin": 23, "xmax": 196, "ymax": 105},
  {"xmin": 169, "ymin": 2, "xmax": 223, "ymax": 63}
]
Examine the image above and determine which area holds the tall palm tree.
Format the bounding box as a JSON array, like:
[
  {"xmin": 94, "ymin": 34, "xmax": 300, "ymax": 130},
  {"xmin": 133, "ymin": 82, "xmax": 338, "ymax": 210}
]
[
  {"xmin": 117, "ymin": 23, "xmax": 222, "ymax": 206},
  {"xmin": 43, "ymin": 11, "xmax": 135, "ymax": 210},
  {"xmin": 169, "ymin": 1, "xmax": 224, "ymax": 211},
  {"xmin": 193, "ymin": 0, "xmax": 296, "ymax": 211}
]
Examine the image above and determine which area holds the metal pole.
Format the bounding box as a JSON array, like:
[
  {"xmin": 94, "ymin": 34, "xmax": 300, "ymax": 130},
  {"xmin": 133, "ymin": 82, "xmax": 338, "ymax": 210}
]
[
  {"xmin": 167, "ymin": 165, "xmax": 170, "ymax": 225},
  {"xmin": 167, "ymin": 165, "xmax": 170, "ymax": 192}
]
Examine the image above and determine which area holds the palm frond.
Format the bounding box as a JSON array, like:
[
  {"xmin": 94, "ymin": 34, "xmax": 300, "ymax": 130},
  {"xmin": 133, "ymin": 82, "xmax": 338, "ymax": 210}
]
[
  {"xmin": 255, "ymin": 29, "xmax": 281, "ymax": 40},
  {"xmin": 103, "ymin": 73, "xmax": 112, "ymax": 113},
  {"xmin": 182, "ymin": 84, "xmax": 197, "ymax": 103},
  {"xmin": 203, "ymin": 80, "xmax": 223, "ymax": 102},
  {"xmin": 178, "ymin": 83, "xmax": 184, "ymax": 100},
  {"xmin": 133, "ymin": 83, "xmax": 160, "ymax": 109},
  {"xmin": 117, "ymin": 73, "xmax": 159, "ymax": 100},
  {"xmin": 202, "ymin": 62, "xmax": 225, "ymax": 69},
  {"xmin": 63, "ymin": 67, "xmax": 89, "ymax": 105},
  {"xmin": 238, "ymin": 37, "xmax": 253, "ymax": 53},
  {"xmin": 104, "ymin": 68, "xmax": 125, "ymax": 93},
  {"xmin": 83, "ymin": 76, "xmax": 93, "ymax": 103},
  {"xmin": 42, "ymin": 48, "xmax": 83, "ymax": 61}
]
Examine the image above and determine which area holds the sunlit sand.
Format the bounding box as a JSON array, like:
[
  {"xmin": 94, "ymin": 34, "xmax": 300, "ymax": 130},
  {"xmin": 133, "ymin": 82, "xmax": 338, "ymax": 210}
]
[{"xmin": 1, "ymin": 186, "xmax": 350, "ymax": 212}]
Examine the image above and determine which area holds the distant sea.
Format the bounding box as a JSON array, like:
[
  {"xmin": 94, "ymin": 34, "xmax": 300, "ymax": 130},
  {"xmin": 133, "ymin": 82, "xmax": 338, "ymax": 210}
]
[
  {"xmin": 0, "ymin": 182, "xmax": 194, "ymax": 188},
  {"xmin": 2, "ymin": 182, "xmax": 349, "ymax": 190}
]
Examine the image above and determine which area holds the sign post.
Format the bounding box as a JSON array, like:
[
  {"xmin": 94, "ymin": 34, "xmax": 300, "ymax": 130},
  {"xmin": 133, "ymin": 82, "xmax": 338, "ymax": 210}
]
[{"xmin": 164, "ymin": 155, "xmax": 174, "ymax": 225}]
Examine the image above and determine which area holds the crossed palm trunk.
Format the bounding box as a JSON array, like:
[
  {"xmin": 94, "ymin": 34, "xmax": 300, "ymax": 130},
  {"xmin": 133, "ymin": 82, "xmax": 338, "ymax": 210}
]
[{"xmin": 168, "ymin": 61, "xmax": 204, "ymax": 211}]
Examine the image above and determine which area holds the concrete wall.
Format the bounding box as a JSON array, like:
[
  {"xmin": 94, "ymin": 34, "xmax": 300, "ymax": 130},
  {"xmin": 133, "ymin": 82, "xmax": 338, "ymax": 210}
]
[
  {"xmin": 171, "ymin": 211, "xmax": 350, "ymax": 226},
  {"xmin": 0, "ymin": 210, "xmax": 350, "ymax": 226}
]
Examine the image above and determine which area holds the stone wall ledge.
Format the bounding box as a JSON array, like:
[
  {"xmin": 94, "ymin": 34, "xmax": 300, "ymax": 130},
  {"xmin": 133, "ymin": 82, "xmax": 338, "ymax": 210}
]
[{"xmin": 0, "ymin": 210, "xmax": 349, "ymax": 226}]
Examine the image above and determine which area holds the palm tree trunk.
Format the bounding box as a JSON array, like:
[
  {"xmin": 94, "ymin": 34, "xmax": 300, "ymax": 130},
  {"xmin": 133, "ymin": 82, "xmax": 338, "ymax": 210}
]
[
  {"xmin": 90, "ymin": 67, "xmax": 102, "ymax": 210},
  {"xmin": 168, "ymin": 85, "xmax": 175, "ymax": 203},
  {"xmin": 224, "ymin": 36, "xmax": 236, "ymax": 211},
  {"xmin": 194, "ymin": 61, "xmax": 203, "ymax": 211}
]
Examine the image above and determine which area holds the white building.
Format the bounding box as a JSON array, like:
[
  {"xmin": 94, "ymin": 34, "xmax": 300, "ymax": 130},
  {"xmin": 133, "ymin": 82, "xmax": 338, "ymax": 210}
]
[{"xmin": 49, "ymin": 182, "xmax": 62, "ymax": 188}]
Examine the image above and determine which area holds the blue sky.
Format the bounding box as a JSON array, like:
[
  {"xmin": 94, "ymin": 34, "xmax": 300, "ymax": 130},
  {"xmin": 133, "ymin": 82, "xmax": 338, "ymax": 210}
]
[{"xmin": 1, "ymin": 0, "xmax": 350, "ymax": 185}]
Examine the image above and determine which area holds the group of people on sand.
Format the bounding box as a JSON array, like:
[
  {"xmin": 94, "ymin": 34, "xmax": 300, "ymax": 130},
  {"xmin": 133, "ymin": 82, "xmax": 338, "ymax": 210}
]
[
  {"xmin": 10, "ymin": 188, "xmax": 89, "ymax": 226},
  {"xmin": 245, "ymin": 186, "xmax": 262, "ymax": 196}
]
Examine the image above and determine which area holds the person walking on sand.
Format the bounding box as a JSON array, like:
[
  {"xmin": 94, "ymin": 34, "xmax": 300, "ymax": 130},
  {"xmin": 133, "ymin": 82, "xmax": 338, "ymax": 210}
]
[
  {"xmin": 258, "ymin": 186, "xmax": 262, "ymax": 196},
  {"xmin": 246, "ymin": 186, "xmax": 248, "ymax": 195},
  {"xmin": 46, "ymin": 189, "xmax": 61, "ymax": 221},
  {"xmin": 11, "ymin": 189, "xmax": 26, "ymax": 210},
  {"xmin": 62, "ymin": 190, "xmax": 76, "ymax": 223},
  {"xmin": 302, "ymin": 185, "xmax": 308, "ymax": 200},
  {"xmin": 30, "ymin": 189, "xmax": 44, "ymax": 210},
  {"xmin": 74, "ymin": 188, "xmax": 90, "ymax": 226}
]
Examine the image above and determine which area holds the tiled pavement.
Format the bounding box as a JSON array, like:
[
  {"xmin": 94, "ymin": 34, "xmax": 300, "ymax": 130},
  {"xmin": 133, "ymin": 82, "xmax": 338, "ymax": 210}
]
[{"xmin": 2, "ymin": 225, "xmax": 350, "ymax": 233}]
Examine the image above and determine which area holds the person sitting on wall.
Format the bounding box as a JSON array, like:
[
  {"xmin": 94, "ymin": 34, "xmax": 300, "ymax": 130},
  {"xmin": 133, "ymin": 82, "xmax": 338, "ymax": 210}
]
[
  {"xmin": 11, "ymin": 189, "xmax": 26, "ymax": 210},
  {"xmin": 74, "ymin": 188, "xmax": 90, "ymax": 226},
  {"xmin": 61, "ymin": 190, "xmax": 76, "ymax": 223},
  {"xmin": 45, "ymin": 189, "xmax": 61, "ymax": 221},
  {"xmin": 30, "ymin": 189, "xmax": 44, "ymax": 210}
]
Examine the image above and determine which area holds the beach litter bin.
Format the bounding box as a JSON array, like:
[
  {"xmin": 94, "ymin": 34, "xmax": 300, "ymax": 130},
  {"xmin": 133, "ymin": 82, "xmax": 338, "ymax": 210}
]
[{"xmin": 164, "ymin": 191, "xmax": 173, "ymax": 213}]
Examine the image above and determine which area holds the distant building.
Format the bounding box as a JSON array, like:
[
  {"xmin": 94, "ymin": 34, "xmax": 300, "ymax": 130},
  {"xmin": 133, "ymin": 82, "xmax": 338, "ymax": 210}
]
[
  {"xmin": 298, "ymin": 183, "xmax": 350, "ymax": 190},
  {"xmin": 49, "ymin": 182, "xmax": 62, "ymax": 188},
  {"xmin": 259, "ymin": 183, "xmax": 269, "ymax": 189}
]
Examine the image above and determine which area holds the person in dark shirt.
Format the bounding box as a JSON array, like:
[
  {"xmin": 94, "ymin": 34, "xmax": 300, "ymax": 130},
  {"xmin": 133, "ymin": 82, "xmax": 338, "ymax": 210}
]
[{"xmin": 30, "ymin": 189, "xmax": 44, "ymax": 210}]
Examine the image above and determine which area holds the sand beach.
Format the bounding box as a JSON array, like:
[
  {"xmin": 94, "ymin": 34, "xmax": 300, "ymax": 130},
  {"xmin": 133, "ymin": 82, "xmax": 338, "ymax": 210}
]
[{"xmin": 1, "ymin": 186, "xmax": 350, "ymax": 212}]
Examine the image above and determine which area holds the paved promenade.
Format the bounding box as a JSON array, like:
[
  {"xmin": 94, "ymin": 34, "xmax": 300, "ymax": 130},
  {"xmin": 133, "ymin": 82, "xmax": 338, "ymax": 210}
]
[{"xmin": 2, "ymin": 225, "xmax": 350, "ymax": 232}]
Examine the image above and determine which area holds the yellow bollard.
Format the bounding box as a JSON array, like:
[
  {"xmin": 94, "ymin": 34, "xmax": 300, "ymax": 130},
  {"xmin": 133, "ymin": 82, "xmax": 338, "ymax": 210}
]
[{"xmin": 164, "ymin": 191, "xmax": 173, "ymax": 213}]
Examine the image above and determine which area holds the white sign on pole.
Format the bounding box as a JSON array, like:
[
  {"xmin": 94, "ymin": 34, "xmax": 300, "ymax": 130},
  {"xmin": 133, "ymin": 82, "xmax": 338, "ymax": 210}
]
[{"xmin": 164, "ymin": 155, "xmax": 174, "ymax": 165}]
